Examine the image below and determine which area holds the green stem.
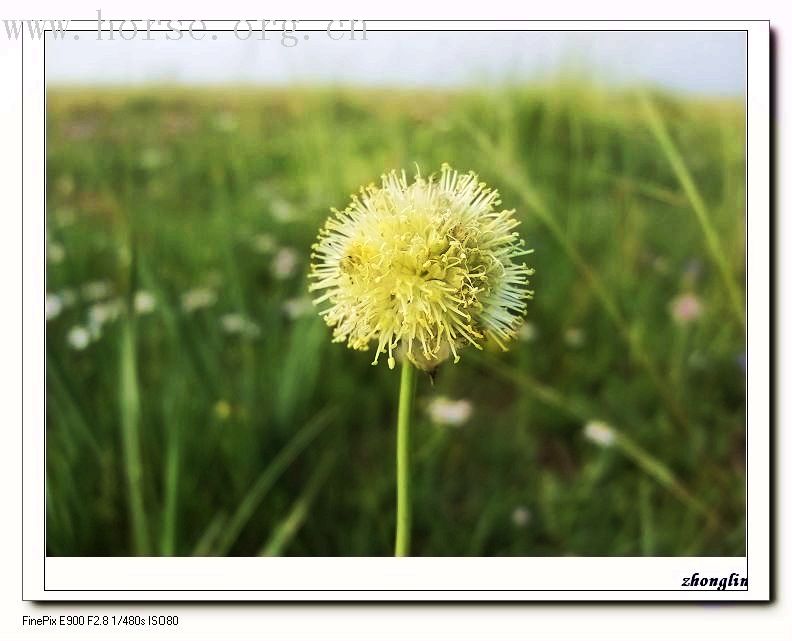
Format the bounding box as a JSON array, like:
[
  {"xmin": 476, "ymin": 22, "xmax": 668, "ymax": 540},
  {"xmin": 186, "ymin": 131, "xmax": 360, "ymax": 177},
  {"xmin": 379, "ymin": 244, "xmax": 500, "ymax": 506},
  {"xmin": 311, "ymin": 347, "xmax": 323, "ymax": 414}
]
[{"xmin": 395, "ymin": 359, "xmax": 416, "ymax": 557}]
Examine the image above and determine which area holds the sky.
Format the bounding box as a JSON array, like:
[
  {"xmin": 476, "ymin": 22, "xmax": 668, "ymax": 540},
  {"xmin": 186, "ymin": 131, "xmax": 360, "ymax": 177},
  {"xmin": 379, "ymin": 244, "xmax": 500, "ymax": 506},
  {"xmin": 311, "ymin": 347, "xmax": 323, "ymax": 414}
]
[{"xmin": 45, "ymin": 30, "xmax": 746, "ymax": 96}]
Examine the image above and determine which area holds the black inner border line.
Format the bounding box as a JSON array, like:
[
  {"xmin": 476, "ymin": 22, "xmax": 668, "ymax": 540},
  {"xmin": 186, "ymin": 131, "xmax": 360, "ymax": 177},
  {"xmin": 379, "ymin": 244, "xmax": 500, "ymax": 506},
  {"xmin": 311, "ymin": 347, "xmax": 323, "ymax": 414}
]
[
  {"xmin": 21, "ymin": 28, "xmax": 24, "ymax": 604},
  {"xmin": 745, "ymin": 26, "xmax": 749, "ymax": 588},
  {"xmin": 30, "ymin": 24, "xmax": 757, "ymax": 599}
]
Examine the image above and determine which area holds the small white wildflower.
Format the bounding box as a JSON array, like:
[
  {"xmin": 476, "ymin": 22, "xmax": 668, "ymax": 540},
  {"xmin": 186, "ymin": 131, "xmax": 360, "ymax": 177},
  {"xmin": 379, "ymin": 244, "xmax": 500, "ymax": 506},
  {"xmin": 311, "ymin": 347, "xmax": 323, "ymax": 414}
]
[
  {"xmin": 511, "ymin": 506, "xmax": 532, "ymax": 528},
  {"xmin": 63, "ymin": 119, "xmax": 97, "ymax": 141},
  {"xmin": 426, "ymin": 396, "xmax": 473, "ymax": 427},
  {"xmin": 652, "ymin": 255, "xmax": 670, "ymax": 274},
  {"xmin": 54, "ymin": 208, "xmax": 76, "ymax": 227},
  {"xmin": 60, "ymin": 288, "xmax": 77, "ymax": 308},
  {"xmin": 214, "ymin": 399, "xmax": 232, "ymax": 420},
  {"xmin": 670, "ymin": 292, "xmax": 703, "ymax": 325},
  {"xmin": 181, "ymin": 288, "xmax": 217, "ymax": 313},
  {"xmin": 271, "ymin": 198, "xmax": 296, "ymax": 222},
  {"xmin": 220, "ymin": 313, "xmax": 245, "ymax": 333},
  {"xmin": 88, "ymin": 299, "xmax": 122, "ymax": 329},
  {"xmin": 118, "ymin": 245, "xmax": 132, "ymax": 269},
  {"xmin": 55, "ymin": 175, "xmax": 75, "ymax": 197},
  {"xmin": 81, "ymin": 280, "xmax": 112, "ymax": 301},
  {"xmin": 46, "ymin": 293, "xmax": 63, "ymax": 321},
  {"xmin": 205, "ymin": 270, "xmax": 224, "ymax": 288},
  {"xmin": 87, "ymin": 321, "xmax": 103, "ymax": 341},
  {"xmin": 564, "ymin": 327, "xmax": 585, "ymax": 348},
  {"xmin": 272, "ymin": 247, "xmax": 299, "ymax": 280},
  {"xmin": 282, "ymin": 296, "xmax": 313, "ymax": 320},
  {"xmin": 583, "ymin": 420, "xmax": 616, "ymax": 447},
  {"xmin": 214, "ymin": 111, "xmax": 238, "ymax": 133},
  {"xmin": 251, "ymin": 233, "xmax": 277, "ymax": 255},
  {"xmin": 134, "ymin": 290, "xmax": 157, "ymax": 315},
  {"xmin": 221, "ymin": 313, "xmax": 261, "ymax": 338},
  {"xmin": 67, "ymin": 325, "xmax": 92, "ymax": 350},
  {"xmin": 688, "ymin": 350, "xmax": 708, "ymax": 369},
  {"xmin": 139, "ymin": 148, "xmax": 166, "ymax": 170},
  {"xmin": 518, "ymin": 322, "xmax": 537, "ymax": 343},
  {"xmin": 48, "ymin": 242, "xmax": 65, "ymax": 264}
]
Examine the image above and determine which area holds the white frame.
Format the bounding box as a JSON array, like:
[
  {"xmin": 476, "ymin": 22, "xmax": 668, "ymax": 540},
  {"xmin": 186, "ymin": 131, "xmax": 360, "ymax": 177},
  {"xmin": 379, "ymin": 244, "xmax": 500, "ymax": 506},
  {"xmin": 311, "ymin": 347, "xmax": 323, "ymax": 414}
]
[{"xmin": 22, "ymin": 19, "xmax": 770, "ymax": 602}]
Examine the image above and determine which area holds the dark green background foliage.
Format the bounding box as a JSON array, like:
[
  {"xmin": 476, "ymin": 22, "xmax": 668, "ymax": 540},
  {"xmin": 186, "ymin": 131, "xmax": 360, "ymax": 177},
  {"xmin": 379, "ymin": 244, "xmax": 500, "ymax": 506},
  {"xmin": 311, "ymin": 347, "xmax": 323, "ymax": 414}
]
[{"xmin": 45, "ymin": 85, "xmax": 745, "ymax": 556}]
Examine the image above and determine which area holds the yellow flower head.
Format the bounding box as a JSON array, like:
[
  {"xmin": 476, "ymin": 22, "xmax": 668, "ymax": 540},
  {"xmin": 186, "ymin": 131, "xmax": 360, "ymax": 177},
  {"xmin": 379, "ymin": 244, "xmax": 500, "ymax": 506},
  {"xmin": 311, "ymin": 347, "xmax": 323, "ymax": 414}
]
[{"xmin": 309, "ymin": 165, "xmax": 534, "ymax": 370}]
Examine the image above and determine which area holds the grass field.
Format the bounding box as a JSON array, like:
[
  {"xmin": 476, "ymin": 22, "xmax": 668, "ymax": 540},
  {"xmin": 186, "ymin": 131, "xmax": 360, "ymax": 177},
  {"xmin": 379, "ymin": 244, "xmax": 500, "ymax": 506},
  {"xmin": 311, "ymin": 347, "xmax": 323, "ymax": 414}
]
[{"xmin": 45, "ymin": 83, "xmax": 746, "ymax": 556}]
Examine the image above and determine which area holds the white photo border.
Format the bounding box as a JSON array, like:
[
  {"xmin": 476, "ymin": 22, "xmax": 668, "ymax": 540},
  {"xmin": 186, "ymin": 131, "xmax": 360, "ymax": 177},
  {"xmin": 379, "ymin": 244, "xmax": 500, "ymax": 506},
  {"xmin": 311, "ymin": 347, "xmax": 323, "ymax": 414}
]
[{"xmin": 23, "ymin": 19, "xmax": 770, "ymax": 602}]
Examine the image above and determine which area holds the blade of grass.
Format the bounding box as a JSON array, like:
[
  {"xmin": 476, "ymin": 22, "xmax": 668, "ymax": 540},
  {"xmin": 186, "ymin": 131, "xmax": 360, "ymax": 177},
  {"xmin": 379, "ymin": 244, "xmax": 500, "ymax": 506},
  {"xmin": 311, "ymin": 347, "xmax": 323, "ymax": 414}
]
[
  {"xmin": 192, "ymin": 512, "xmax": 228, "ymax": 556},
  {"xmin": 46, "ymin": 359, "xmax": 103, "ymax": 460},
  {"xmin": 135, "ymin": 261, "xmax": 190, "ymax": 557},
  {"xmin": 259, "ymin": 452, "xmax": 336, "ymax": 556},
  {"xmin": 591, "ymin": 170, "xmax": 689, "ymax": 207},
  {"xmin": 639, "ymin": 479, "xmax": 656, "ymax": 555},
  {"xmin": 214, "ymin": 406, "xmax": 337, "ymax": 555},
  {"xmin": 469, "ymin": 352, "xmax": 591, "ymax": 422},
  {"xmin": 119, "ymin": 315, "xmax": 150, "ymax": 555},
  {"xmin": 639, "ymin": 93, "xmax": 745, "ymax": 328},
  {"xmin": 275, "ymin": 317, "xmax": 326, "ymax": 428},
  {"xmin": 467, "ymin": 502, "xmax": 502, "ymax": 556},
  {"xmin": 159, "ymin": 398, "xmax": 182, "ymax": 556},
  {"xmin": 469, "ymin": 126, "xmax": 689, "ymax": 431},
  {"xmin": 613, "ymin": 429, "xmax": 719, "ymax": 526},
  {"xmin": 474, "ymin": 353, "xmax": 719, "ymax": 524}
]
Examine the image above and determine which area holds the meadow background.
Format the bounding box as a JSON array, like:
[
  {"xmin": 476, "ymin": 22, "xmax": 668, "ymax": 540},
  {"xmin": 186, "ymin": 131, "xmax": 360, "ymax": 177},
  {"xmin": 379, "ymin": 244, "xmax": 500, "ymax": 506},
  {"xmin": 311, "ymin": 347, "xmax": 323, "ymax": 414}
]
[{"xmin": 45, "ymin": 34, "xmax": 746, "ymax": 557}]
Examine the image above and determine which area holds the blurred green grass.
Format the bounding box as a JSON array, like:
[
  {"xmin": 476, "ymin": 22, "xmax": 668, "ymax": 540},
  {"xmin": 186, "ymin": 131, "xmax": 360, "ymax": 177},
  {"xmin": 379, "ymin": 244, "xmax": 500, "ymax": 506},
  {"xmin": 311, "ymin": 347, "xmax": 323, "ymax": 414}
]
[{"xmin": 45, "ymin": 83, "xmax": 746, "ymax": 556}]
